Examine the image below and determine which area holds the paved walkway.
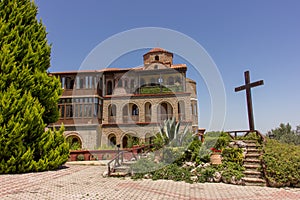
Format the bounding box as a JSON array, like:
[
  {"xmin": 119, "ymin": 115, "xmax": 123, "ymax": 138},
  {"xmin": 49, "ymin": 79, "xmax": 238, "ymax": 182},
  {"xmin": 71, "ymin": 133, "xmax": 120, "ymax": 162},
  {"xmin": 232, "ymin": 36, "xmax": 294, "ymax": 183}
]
[{"xmin": 1, "ymin": 163, "xmax": 300, "ymax": 200}]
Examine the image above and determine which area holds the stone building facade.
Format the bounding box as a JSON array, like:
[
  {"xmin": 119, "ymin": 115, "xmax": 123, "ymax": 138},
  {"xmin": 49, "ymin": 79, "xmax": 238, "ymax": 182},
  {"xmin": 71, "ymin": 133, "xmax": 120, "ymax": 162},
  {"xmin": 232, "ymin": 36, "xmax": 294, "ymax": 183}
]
[{"xmin": 49, "ymin": 48, "xmax": 199, "ymax": 149}]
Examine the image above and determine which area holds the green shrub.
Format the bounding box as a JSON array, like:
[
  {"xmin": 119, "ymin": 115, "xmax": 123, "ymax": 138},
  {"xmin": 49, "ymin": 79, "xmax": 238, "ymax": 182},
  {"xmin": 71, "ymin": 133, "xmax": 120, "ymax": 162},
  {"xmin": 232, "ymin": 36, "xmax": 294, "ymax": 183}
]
[
  {"xmin": 204, "ymin": 131, "xmax": 231, "ymax": 151},
  {"xmin": 131, "ymin": 157, "xmax": 164, "ymax": 177},
  {"xmin": 221, "ymin": 147, "xmax": 244, "ymax": 165},
  {"xmin": 185, "ymin": 137, "xmax": 202, "ymax": 164},
  {"xmin": 76, "ymin": 154, "xmax": 85, "ymax": 161},
  {"xmin": 152, "ymin": 164, "xmax": 192, "ymax": 183},
  {"xmin": 219, "ymin": 162, "xmax": 245, "ymax": 181},
  {"xmin": 195, "ymin": 167, "xmax": 216, "ymax": 183},
  {"xmin": 263, "ymin": 139, "xmax": 300, "ymax": 187}
]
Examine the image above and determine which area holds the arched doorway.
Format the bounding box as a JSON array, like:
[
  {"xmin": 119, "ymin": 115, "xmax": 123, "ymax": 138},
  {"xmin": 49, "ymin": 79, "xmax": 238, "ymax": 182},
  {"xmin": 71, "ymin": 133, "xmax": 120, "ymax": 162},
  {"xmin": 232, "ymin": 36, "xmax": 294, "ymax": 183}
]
[
  {"xmin": 108, "ymin": 133, "xmax": 116, "ymax": 147},
  {"xmin": 145, "ymin": 133, "xmax": 155, "ymax": 145},
  {"xmin": 66, "ymin": 134, "xmax": 82, "ymax": 150},
  {"xmin": 122, "ymin": 134, "xmax": 139, "ymax": 148}
]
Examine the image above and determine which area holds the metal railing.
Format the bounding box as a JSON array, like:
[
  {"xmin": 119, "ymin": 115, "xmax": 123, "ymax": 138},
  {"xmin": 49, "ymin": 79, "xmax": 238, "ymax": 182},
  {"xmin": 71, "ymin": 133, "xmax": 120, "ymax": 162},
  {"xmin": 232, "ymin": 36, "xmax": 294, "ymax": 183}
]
[{"xmin": 107, "ymin": 150, "xmax": 137, "ymax": 176}]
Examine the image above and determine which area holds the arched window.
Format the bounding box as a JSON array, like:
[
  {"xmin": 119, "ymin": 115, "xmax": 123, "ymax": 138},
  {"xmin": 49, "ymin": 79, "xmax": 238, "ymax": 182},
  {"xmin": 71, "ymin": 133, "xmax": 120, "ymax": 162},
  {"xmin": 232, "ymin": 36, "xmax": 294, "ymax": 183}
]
[
  {"xmin": 109, "ymin": 104, "xmax": 116, "ymax": 116},
  {"xmin": 132, "ymin": 104, "xmax": 139, "ymax": 115},
  {"xmin": 158, "ymin": 102, "xmax": 173, "ymax": 122},
  {"xmin": 122, "ymin": 104, "xmax": 129, "ymax": 123},
  {"xmin": 145, "ymin": 102, "xmax": 151, "ymax": 122},
  {"xmin": 108, "ymin": 104, "xmax": 116, "ymax": 123},
  {"xmin": 155, "ymin": 55, "xmax": 159, "ymax": 61}
]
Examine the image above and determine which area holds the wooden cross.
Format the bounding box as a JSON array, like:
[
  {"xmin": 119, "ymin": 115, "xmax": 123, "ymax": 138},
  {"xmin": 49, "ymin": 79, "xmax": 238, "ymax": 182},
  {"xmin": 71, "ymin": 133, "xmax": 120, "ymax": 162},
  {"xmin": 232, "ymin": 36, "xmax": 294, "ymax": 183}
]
[{"xmin": 235, "ymin": 71, "xmax": 264, "ymax": 131}]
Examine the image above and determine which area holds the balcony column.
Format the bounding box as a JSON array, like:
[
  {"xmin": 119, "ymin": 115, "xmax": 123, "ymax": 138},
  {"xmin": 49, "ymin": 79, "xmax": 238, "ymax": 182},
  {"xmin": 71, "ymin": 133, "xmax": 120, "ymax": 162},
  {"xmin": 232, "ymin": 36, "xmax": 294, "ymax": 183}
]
[
  {"xmin": 152, "ymin": 104, "xmax": 158, "ymax": 123},
  {"xmin": 173, "ymin": 105, "xmax": 178, "ymax": 121},
  {"xmin": 139, "ymin": 103, "xmax": 145, "ymax": 123},
  {"xmin": 116, "ymin": 104, "xmax": 122, "ymax": 124}
]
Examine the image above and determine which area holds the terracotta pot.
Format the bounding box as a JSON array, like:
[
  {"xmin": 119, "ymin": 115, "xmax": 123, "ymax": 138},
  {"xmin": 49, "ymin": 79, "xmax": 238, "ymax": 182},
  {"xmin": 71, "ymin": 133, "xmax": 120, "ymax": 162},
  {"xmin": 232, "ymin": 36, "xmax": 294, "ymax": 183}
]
[{"xmin": 210, "ymin": 154, "xmax": 222, "ymax": 165}]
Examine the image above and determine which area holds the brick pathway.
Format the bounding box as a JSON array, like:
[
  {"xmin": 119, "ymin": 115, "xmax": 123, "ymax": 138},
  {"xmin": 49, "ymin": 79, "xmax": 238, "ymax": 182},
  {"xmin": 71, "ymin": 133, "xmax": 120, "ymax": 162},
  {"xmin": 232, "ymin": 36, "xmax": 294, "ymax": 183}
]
[{"xmin": 1, "ymin": 164, "xmax": 300, "ymax": 200}]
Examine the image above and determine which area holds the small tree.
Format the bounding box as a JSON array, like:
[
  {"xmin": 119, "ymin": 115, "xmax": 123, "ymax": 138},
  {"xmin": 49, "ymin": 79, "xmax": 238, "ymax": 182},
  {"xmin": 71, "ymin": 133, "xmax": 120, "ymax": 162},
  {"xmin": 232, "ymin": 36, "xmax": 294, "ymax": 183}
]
[
  {"xmin": 269, "ymin": 123, "xmax": 300, "ymax": 145},
  {"xmin": 0, "ymin": 0, "xmax": 69, "ymax": 173}
]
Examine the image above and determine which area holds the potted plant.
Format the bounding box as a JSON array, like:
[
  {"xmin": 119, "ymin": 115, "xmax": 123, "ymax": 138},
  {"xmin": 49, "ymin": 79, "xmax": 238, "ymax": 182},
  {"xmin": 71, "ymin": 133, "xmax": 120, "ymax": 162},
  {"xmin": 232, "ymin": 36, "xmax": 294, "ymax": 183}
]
[{"xmin": 210, "ymin": 148, "xmax": 222, "ymax": 165}]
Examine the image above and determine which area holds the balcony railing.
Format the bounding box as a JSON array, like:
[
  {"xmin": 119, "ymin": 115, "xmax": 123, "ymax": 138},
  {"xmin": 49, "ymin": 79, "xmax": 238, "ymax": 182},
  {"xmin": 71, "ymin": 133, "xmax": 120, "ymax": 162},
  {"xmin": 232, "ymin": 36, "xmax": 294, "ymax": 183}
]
[
  {"xmin": 122, "ymin": 115, "xmax": 139, "ymax": 123},
  {"xmin": 145, "ymin": 114, "xmax": 151, "ymax": 122},
  {"xmin": 158, "ymin": 114, "xmax": 173, "ymax": 122},
  {"xmin": 178, "ymin": 114, "xmax": 185, "ymax": 121},
  {"xmin": 108, "ymin": 116, "xmax": 116, "ymax": 123}
]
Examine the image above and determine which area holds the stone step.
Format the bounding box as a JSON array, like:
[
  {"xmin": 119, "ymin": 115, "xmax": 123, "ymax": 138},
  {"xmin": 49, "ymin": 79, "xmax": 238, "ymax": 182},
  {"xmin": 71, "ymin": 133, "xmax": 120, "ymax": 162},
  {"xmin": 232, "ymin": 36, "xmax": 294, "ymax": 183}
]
[
  {"xmin": 245, "ymin": 143, "xmax": 257, "ymax": 147},
  {"xmin": 242, "ymin": 140, "xmax": 258, "ymax": 143},
  {"xmin": 244, "ymin": 158, "xmax": 261, "ymax": 163},
  {"xmin": 243, "ymin": 164, "xmax": 261, "ymax": 170},
  {"xmin": 245, "ymin": 153, "xmax": 261, "ymax": 159},
  {"xmin": 246, "ymin": 147, "xmax": 260, "ymax": 151},
  {"xmin": 244, "ymin": 170, "xmax": 263, "ymax": 178},
  {"xmin": 114, "ymin": 165, "xmax": 130, "ymax": 173},
  {"xmin": 122, "ymin": 161, "xmax": 137, "ymax": 166},
  {"xmin": 109, "ymin": 171, "xmax": 129, "ymax": 177},
  {"xmin": 243, "ymin": 161, "xmax": 261, "ymax": 166},
  {"xmin": 247, "ymin": 149, "xmax": 261, "ymax": 153},
  {"xmin": 242, "ymin": 177, "xmax": 266, "ymax": 186}
]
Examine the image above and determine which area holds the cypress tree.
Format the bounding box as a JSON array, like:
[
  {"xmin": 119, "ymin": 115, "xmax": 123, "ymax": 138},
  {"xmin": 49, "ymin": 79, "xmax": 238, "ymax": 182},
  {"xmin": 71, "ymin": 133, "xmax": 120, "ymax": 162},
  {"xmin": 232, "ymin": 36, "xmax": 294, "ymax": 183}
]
[{"xmin": 0, "ymin": 0, "xmax": 69, "ymax": 173}]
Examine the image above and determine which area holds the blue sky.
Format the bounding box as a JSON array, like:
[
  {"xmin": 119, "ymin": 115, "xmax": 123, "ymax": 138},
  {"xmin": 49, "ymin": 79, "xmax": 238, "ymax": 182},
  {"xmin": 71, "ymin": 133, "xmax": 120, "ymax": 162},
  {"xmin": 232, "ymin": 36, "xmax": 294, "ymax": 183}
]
[{"xmin": 35, "ymin": 0, "xmax": 300, "ymax": 133}]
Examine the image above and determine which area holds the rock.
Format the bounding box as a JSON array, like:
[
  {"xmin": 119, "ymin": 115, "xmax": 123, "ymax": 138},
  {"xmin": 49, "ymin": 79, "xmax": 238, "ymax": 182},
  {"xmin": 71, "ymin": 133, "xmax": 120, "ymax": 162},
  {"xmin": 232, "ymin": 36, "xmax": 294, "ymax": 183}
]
[
  {"xmin": 144, "ymin": 174, "xmax": 152, "ymax": 179},
  {"xmin": 190, "ymin": 168, "xmax": 197, "ymax": 174},
  {"xmin": 196, "ymin": 163, "xmax": 203, "ymax": 168},
  {"xmin": 230, "ymin": 176, "xmax": 237, "ymax": 185},
  {"xmin": 222, "ymin": 176, "xmax": 230, "ymax": 184},
  {"xmin": 102, "ymin": 171, "xmax": 108, "ymax": 178},
  {"xmin": 203, "ymin": 163, "xmax": 210, "ymax": 168},
  {"xmin": 207, "ymin": 177, "xmax": 214, "ymax": 182},
  {"xmin": 190, "ymin": 176, "xmax": 198, "ymax": 182},
  {"xmin": 228, "ymin": 142, "xmax": 235, "ymax": 147},
  {"xmin": 236, "ymin": 178, "xmax": 244, "ymax": 185},
  {"xmin": 213, "ymin": 172, "xmax": 222, "ymax": 182},
  {"xmin": 236, "ymin": 141, "xmax": 246, "ymax": 148},
  {"xmin": 185, "ymin": 161, "xmax": 196, "ymax": 167}
]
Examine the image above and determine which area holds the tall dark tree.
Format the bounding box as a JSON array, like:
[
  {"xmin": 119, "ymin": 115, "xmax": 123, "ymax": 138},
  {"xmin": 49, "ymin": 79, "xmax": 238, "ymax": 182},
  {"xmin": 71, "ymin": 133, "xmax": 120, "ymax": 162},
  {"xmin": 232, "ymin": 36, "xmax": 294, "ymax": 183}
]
[{"xmin": 0, "ymin": 0, "xmax": 69, "ymax": 173}]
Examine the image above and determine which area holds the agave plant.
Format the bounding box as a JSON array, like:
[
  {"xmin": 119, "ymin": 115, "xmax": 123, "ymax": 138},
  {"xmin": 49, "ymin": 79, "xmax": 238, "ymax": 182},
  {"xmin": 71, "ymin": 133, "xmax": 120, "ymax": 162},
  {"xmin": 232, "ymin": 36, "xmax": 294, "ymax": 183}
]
[{"xmin": 158, "ymin": 118, "xmax": 189, "ymax": 147}]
